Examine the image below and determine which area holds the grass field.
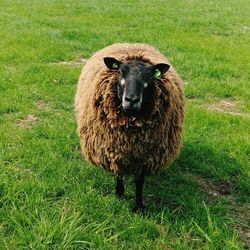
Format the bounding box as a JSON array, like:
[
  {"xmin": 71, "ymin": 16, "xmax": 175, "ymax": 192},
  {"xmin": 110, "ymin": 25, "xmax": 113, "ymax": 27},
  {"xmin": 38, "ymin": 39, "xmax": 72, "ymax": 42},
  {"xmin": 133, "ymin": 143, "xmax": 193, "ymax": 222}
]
[{"xmin": 0, "ymin": 0, "xmax": 249, "ymax": 249}]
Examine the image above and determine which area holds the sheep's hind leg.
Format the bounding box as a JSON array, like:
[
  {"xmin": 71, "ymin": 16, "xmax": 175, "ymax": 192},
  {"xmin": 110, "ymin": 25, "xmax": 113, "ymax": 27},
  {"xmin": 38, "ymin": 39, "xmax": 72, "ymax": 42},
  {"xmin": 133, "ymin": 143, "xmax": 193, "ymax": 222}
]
[
  {"xmin": 116, "ymin": 176, "xmax": 124, "ymax": 198},
  {"xmin": 133, "ymin": 175, "xmax": 145, "ymax": 213}
]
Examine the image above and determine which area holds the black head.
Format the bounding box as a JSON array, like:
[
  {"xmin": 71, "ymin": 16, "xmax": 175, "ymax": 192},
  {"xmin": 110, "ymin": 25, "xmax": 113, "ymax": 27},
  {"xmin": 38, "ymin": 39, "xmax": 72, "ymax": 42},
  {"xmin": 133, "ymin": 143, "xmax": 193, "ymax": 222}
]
[{"xmin": 104, "ymin": 57, "xmax": 170, "ymax": 115}]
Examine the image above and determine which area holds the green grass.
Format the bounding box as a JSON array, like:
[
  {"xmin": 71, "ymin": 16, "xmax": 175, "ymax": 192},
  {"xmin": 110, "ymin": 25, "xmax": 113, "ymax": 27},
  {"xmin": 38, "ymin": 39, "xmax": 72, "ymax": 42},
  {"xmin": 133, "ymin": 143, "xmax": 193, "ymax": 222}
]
[{"xmin": 0, "ymin": 0, "xmax": 249, "ymax": 249}]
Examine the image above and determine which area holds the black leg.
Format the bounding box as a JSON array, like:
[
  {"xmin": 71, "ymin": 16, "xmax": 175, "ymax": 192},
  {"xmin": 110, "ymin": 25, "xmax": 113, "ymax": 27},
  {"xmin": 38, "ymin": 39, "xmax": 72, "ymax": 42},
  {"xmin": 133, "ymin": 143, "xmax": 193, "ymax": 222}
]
[
  {"xmin": 133, "ymin": 174, "xmax": 145, "ymax": 212},
  {"xmin": 115, "ymin": 176, "xmax": 124, "ymax": 197}
]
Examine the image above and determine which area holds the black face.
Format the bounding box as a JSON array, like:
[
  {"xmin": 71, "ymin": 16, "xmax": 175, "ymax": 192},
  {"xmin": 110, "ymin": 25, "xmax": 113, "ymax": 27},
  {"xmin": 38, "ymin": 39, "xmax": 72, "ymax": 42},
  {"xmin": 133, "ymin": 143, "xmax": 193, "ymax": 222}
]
[{"xmin": 104, "ymin": 57, "xmax": 170, "ymax": 115}]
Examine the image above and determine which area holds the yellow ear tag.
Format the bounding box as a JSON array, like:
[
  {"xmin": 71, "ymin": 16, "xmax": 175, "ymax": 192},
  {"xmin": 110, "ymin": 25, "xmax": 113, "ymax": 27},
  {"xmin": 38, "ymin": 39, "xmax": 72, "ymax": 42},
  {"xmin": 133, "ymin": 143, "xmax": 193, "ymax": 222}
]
[
  {"xmin": 112, "ymin": 63, "xmax": 118, "ymax": 69},
  {"xmin": 154, "ymin": 69, "xmax": 161, "ymax": 78}
]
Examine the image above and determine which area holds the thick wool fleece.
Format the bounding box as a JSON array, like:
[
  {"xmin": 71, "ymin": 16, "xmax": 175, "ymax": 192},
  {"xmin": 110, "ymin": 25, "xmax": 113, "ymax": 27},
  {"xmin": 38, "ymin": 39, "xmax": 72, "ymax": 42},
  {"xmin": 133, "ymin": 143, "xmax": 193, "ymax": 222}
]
[{"xmin": 75, "ymin": 43, "xmax": 184, "ymax": 176}]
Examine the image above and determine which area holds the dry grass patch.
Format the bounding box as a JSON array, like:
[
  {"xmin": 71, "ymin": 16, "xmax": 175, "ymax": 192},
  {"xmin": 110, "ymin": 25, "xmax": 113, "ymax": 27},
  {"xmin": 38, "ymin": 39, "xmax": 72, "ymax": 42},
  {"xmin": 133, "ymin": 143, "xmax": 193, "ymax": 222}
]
[
  {"xmin": 207, "ymin": 99, "xmax": 249, "ymax": 118},
  {"xmin": 16, "ymin": 114, "xmax": 39, "ymax": 128},
  {"xmin": 230, "ymin": 202, "xmax": 250, "ymax": 248},
  {"xmin": 241, "ymin": 25, "xmax": 250, "ymax": 33},
  {"xmin": 49, "ymin": 58, "xmax": 87, "ymax": 66},
  {"xmin": 195, "ymin": 175, "xmax": 250, "ymax": 246},
  {"xmin": 195, "ymin": 176, "xmax": 235, "ymax": 198},
  {"xmin": 35, "ymin": 100, "xmax": 50, "ymax": 110}
]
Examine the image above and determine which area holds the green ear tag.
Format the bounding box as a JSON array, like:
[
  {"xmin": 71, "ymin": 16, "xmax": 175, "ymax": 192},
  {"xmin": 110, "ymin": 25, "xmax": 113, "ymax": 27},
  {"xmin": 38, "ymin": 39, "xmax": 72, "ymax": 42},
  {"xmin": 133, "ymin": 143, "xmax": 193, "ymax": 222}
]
[
  {"xmin": 112, "ymin": 63, "xmax": 118, "ymax": 69},
  {"xmin": 154, "ymin": 69, "xmax": 161, "ymax": 78}
]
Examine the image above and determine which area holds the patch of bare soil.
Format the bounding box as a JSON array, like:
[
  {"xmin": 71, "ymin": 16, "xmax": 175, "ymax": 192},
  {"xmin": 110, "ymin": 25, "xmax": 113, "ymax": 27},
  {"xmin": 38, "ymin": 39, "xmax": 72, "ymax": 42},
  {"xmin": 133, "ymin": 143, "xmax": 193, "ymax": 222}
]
[
  {"xmin": 16, "ymin": 114, "xmax": 39, "ymax": 128},
  {"xmin": 49, "ymin": 58, "xmax": 87, "ymax": 66},
  {"xmin": 230, "ymin": 202, "xmax": 250, "ymax": 249},
  {"xmin": 195, "ymin": 176, "xmax": 250, "ymax": 247},
  {"xmin": 35, "ymin": 100, "xmax": 49, "ymax": 110},
  {"xmin": 208, "ymin": 99, "xmax": 249, "ymax": 118},
  {"xmin": 195, "ymin": 176, "xmax": 235, "ymax": 198}
]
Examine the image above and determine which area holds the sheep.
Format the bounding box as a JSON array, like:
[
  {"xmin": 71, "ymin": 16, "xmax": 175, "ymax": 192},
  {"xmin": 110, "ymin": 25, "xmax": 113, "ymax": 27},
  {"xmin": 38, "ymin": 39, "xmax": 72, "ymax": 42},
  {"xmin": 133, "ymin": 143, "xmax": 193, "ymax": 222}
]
[{"xmin": 75, "ymin": 43, "xmax": 184, "ymax": 211}]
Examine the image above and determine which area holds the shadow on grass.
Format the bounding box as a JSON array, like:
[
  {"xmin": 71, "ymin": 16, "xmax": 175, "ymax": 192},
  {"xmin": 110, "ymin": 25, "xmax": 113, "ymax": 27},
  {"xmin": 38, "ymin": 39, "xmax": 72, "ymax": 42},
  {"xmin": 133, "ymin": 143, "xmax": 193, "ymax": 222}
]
[
  {"xmin": 72, "ymin": 138, "xmax": 248, "ymax": 229},
  {"xmin": 141, "ymin": 141, "xmax": 246, "ymax": 214},
  {"xmin": 89, "ymin": 140, "xmax": 247, "ymax": 215}
]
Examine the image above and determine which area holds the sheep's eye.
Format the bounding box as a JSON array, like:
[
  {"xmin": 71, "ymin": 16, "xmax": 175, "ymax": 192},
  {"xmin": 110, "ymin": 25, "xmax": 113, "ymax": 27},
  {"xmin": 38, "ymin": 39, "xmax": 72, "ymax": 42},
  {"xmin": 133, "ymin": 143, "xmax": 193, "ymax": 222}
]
[
  {"xmin": 154, "ymin": 69, "xmax": 161, "ymax": 78},
  {"xmin": 112, "ymin": 63, "xmax": 118, "ymax": 69}
]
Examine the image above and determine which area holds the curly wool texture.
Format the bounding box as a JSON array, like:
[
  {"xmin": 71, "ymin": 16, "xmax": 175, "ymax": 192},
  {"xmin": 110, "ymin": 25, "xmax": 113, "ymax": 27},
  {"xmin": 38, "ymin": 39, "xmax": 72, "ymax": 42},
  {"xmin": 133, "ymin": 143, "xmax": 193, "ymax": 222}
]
[{"xmin": 75, "ymin": 43, "xmax": 184, "ymax": 176}]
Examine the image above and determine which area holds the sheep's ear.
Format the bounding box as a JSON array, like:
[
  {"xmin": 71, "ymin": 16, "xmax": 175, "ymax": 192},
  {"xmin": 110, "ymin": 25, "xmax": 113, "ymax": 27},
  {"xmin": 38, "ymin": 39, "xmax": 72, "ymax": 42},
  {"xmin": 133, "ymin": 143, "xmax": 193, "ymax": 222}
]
[
  {"xmin": 152, "ymin": 63, "xmax": 170, "ymax": 78},
  {"xmin": 104, "ymin": 57, "xmax": 122, "ymax": 70}
]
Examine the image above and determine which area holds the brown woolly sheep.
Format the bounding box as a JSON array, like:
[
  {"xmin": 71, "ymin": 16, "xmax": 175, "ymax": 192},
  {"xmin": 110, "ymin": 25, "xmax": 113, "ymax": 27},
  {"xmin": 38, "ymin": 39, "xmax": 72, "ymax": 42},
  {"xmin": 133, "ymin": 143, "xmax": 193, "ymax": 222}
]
[{"xmin": 75, "ymin": 43, "xmax": 184, "ymax": 211}]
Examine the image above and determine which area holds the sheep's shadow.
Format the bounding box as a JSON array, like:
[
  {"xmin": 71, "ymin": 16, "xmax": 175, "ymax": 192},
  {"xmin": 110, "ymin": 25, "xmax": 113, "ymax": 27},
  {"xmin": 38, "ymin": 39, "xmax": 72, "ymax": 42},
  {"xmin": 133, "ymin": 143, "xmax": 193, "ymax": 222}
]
[
  {"xmin": 140, "ymin": 141, "xmax": 244, "ymax": 215},
  {"xmin": 90, "ymin": 140, "xmax": 244, "ymax": 216}
]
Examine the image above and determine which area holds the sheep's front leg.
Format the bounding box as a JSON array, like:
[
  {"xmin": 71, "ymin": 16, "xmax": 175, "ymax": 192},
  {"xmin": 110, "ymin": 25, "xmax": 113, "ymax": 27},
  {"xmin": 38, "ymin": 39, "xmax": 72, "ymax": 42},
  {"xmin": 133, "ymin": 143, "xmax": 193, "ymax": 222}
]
[
  {"xmin": 133, "ymin": 174, "xmax": 145, "ymax": 212},
  {"xmin": 116, "ymin": 176, "xmax": 124, "ymax": 197}
]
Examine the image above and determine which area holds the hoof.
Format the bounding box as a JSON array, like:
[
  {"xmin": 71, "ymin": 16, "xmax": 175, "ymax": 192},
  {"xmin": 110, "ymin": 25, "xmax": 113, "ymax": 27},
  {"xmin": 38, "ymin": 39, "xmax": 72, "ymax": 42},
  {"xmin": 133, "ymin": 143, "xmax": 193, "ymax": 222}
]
[
  {"xmin": 116, "ymin": 192, "xmax": 125, "ymax": 199},
  {"xmin": 132, "ymin": 205, "xmax": 145, "ymax": 213}
]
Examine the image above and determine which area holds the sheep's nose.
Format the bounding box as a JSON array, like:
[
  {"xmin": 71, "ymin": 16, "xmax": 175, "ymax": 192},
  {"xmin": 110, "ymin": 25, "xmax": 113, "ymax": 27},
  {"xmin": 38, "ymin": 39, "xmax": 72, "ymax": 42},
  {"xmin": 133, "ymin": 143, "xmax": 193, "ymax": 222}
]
[{"xmin": 124, "ymin": 95, "xmax": 140, "ymax": 104}]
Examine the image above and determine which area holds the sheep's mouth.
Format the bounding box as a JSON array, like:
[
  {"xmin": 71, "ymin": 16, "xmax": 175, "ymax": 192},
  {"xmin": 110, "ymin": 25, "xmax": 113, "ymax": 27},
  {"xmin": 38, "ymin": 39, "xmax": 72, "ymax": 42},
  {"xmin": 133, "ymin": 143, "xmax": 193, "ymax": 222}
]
[
  {"xmin": 123, "ymin": 108, "xmax": 139, "ymax": 116},
  {"xmin": 122, "ymin": 103, "xmax": 141, "ymax": 116}
]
